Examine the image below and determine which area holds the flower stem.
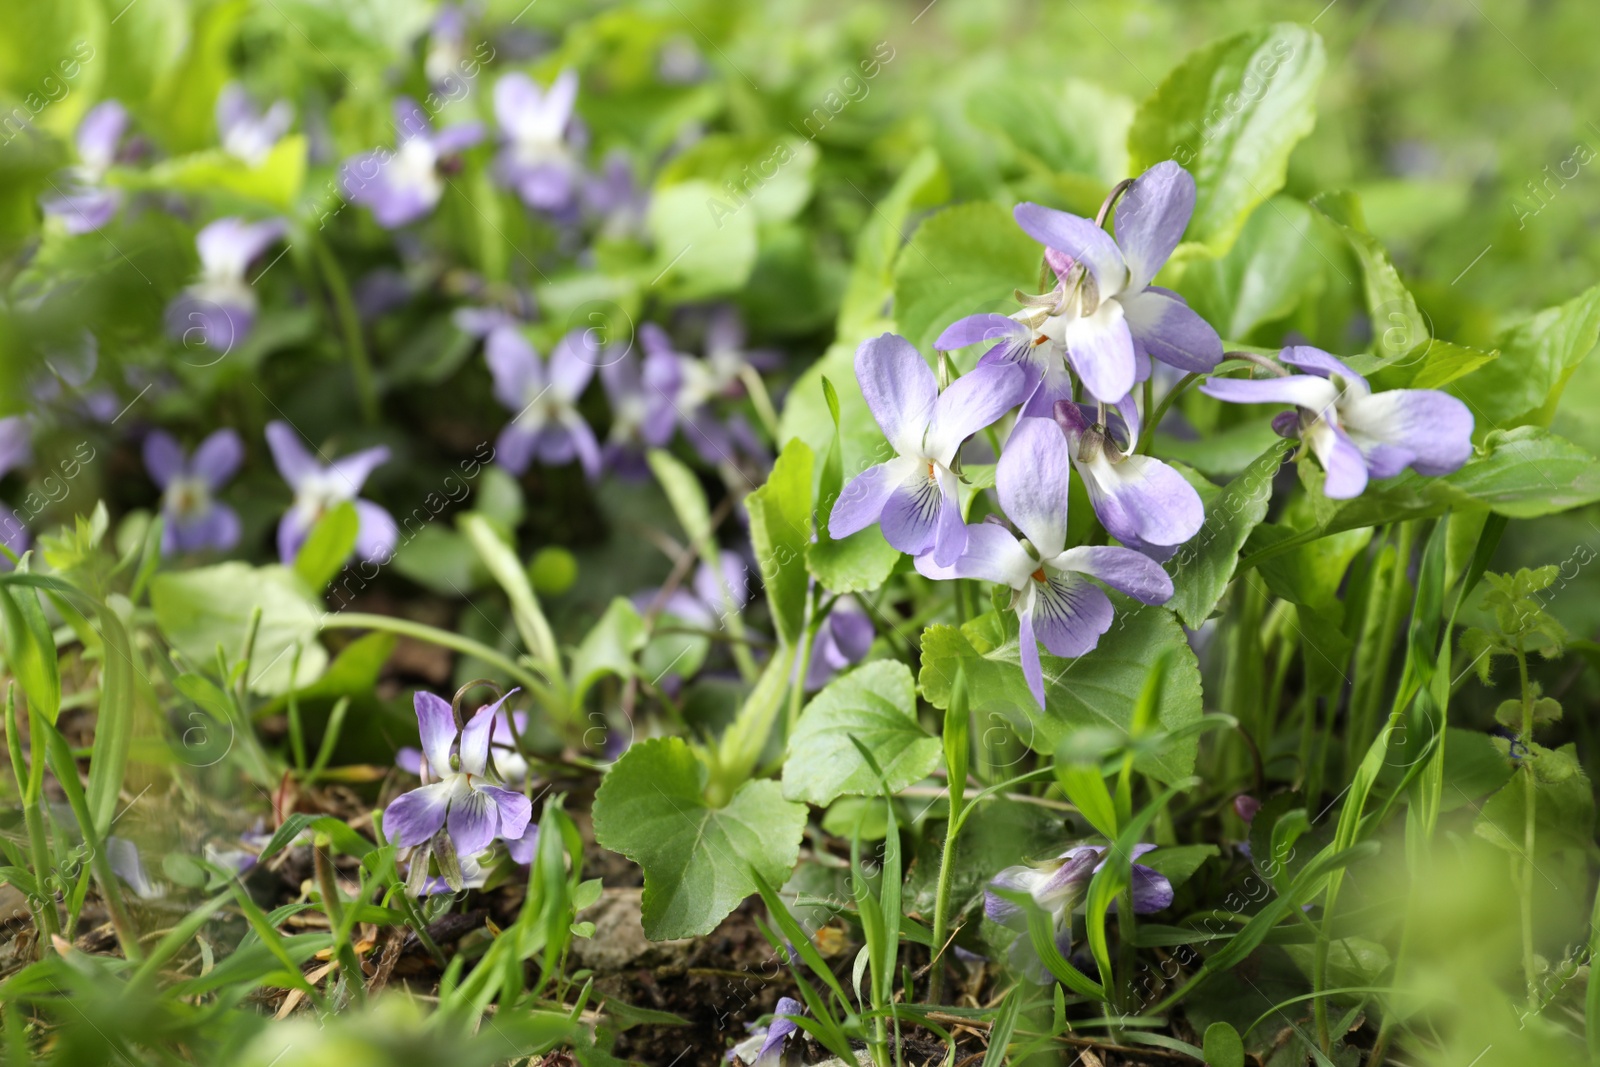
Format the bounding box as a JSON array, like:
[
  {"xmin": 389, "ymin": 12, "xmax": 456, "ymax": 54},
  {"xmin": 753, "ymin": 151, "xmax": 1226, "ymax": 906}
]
[
  {"xmin": 928, "ymin": 782, "xmax": 964, "ymax": 1004},
  {"xmin": 313, "ymin": 236, "xmax": 378, "ymax": 425},
  {"xmin": 1515, "ymin": 641, "xmax": 1538, "ymax": 1010},
  {"xmin": 318, "ymin": 613, "xmax": 555, "ymax": 704}
]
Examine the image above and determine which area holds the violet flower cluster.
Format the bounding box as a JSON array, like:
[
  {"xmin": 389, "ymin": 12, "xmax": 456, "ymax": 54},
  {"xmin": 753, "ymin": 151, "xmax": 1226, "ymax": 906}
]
[{"xmin": 832, "ymin": 161, "xmax": 1477, "ymax": 710}]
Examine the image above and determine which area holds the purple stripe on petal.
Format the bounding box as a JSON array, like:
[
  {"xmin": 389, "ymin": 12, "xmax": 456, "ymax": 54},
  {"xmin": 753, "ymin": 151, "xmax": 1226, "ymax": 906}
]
[
  {"xmin": 447, "ymin": 788, "xmax": 497, "ymax": 856},
  {"xmin": 477, "ymin": 784, "xmax": 531, "ymax": 840},
  {"xmin": 856, "ymin": 333, "xmax": 938, "ymax": 456},
  {"xmin": 1030, "ymin": 572, "xmax": 1114, "ymax": 660},
  {"xmin": 1115, "ymin": 161, "xmax": 1195, "ymax": 292},
  {"xmin": 415, "ymin": 691, "xmax": 457, "ymax": 776},
  {"xmin": 879, "ymin": 468, "xmax": 942, "ymax": 558},
  {"xmin": 385, "ymin": 780, "xmax": 454, "ymax": 847},
  {"xmin": 1120, "ymin": 288, "xmax": 1223, "ymax": 373}
]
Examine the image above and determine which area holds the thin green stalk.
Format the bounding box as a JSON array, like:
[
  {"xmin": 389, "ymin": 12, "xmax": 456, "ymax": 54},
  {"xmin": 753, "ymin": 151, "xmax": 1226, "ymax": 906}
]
[
  {"xmin": 8, "ymin": 687, "xmax": 59, "ymax": 945},
  {"xmin": 1135, "ymin": 372, "xmax": 1199, "ymax": 454},
  {"xmin": 1515, "ymin": 641, "xmax": 1538, "ymax": 1009},
  {"xmin": 319, "ymin": 613, "xmax": 554, "ymax": 702},
  {"xmin": 313, "ymin": 236, "xmax": 378, "ymax": 424},
  {"xmin": 929, "ymin": 666, "xmax": 970, "ymax": 1005},
  {"xmin": 313, "ymin": 841, "xmax": 367, "ymax": 1006}
]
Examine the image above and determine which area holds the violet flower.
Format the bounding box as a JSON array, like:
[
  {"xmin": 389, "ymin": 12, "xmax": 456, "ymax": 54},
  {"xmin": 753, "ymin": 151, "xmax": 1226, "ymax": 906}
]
[
  {"xmin": 384, "ymin": 689, "xmax": 533, "ymax": 857},
  {"xmin": 144, "ymin": 428, "xmax": 244, "ymax": 555},
  {"xmin": 493, "ymin": 71, "xmax": 582, "ymax": 213},
  {"xmin": 986, "ymin": 844, "xmax": 1172, "ymax": 982},
  {"xmin": 644, "ymin": 550, "xmax": 751, "ymax": 632},
  {"xmin": 582, "ymin": 149, "xmax": 650, "ymax": 241},
  {"xmin": 938, "ymin": 162, "xmax": 1222, "ymax": 408},
  {"xmin": 0, "ymin": 416, "xmax": 32, "ymax": 479},
  {"xmin": 41, "ymin": 101, "xmax": 129, "ymax": 234},
  {"xmin": 599, "ymin": 337, "xmax": 680, "ymax": 477},
  {"xmin": 265, "ymin": 421, "xmax": 397, "ymax": 564},
  {"xmin": 165, "ymin": 217, "xmax": 288, "ymax": 354},
  {"xmin": 916, "ymin": 418, "xmax": 1173, "ymax": 708},
  {"xmin": 1199, "ymin": 345, "xmax": 1474, "ymax": 498},
  {"xmin": 487, "ymin": 326, "xmax": 603, "ymax": 480},
  {"xmin": 1052, "ymin": 400, "xmax": 1202, "ymax": 560},
  {"xmin": 828, "ymin": 332, "xmax": 1028, "ymax": 567},
  {"xmin": 728, "ymin": 997, "xmax": 803, "ymax": 1067},
  {"xmin": 804, "ymin": 598, "xmax": 875, "ymax": 691},
  {"xmin": 398, "ymin": 705, "xmax": 529, "ymax": 785},
  {"xmin": 216, "ymin": 83, "xmax": 293, "ymax": 166},
  {"xmin": 646, "ymin": 312, "xmax": 774, "ymax": 468},
  {"xmin": 107, "ymin": 836, "xmax": 164, "ymax": 900},
  {"xmin": 341, "ymin": 98, "xmax": 485, "ymax": 228}
]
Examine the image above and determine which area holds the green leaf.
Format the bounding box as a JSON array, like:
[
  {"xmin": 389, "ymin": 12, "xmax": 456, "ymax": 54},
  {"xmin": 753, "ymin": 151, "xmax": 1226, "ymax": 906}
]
[
  {"xmin": 918, "ymin": 605, "xmax": 1204, "ymax": 783},
  {"xmin": 460, "ymin": 513, "xmax": 559, "ymax": 671},
  {"xmin": 150, "ymin": 563, "xmax": 327, "ymax": 695},
  {"xmin": 782, "ymin": 660, "xmax": 940, "ymax": 807},
  {"xmin": 1474, "ymin": 744, "xmax": 1595, "ymax": 857},
  {"xmin": 1179, "ymin": 197, "xmax": 1330, "ymax": 341},
  {"xmin": 658, "ymin": 135, "xmax": 818, "ymax": 226},
  {"xmin": 1203, "ymin": 1021, "xmax": 1246, "ymax": 1067},
  {"xmin": 807, "ymin": 526, "xmax": 901, "ymax": 595},
  {"xmin": 1254, "ymin": 525, "xmax": 1373, "ymax": 614},
  {"xmin": 0, "ymin": 582, "xmax": 60, "ymax": 724},
  {"xmin": 646, "ymin": 180, "xmax": 758, "ymax": 299},
  {"xmin": 292, "ymin": 501, "xmax": 359, "ymax": 593},
  {"xmin": 1312, "ymin": 190, "xmax": 1430, "ymax": 380},
  {"xmin": 1452, "ymin": 282, "xmax": 1600, "ymax": 429},
  {"xmin": 592, "ymin": 737, "xmax": 806, "ymax": 940},
  {"xmin": 139, "ymin": 135, "xmax": 307, "ymax": 210},
  {"xmin": 1167, "ymin": 442, "xmax": 1286, "ymax": 627},
  {"xmin": 746, "ymin": 438, "xmax": 814, "ymax": 647},
  {"xmin": 646, "ymin": 449, "xmax": 715, "ymax": 557},
  {"xmin": 837, "ymin": 148, "xmax": 945, "ymax": 338},
  {"xmin": 1128, "ymin": 23, "xmax": 1327, "ymax": 255},
  {"xmin": 569, "ymin": 597, "xmax": 647, "ymax": 708},
  {"xmin": 891, "ymin": 201, "xmax": 1041, "ymax": 356}
]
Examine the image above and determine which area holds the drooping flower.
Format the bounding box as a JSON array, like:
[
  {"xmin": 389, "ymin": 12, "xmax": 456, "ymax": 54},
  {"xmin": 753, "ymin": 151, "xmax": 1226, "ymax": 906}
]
[
  {"xmin": 487, "ymin": 326, "xmax": 603, "ymax": 480},
  {"xmin": 917, "ymin": 417, "xmax": 1174, "ymax": 707},
  {"xmin": 398, "ymin": 704, "xmax": 529, "ymax": 785},
  {"xmin": 384, "ymin": 689, "xmax": 533, "ymax": 857},
  {"xmin": 265, "ymin": 421, "xmax": 397, "ymax": 565},
  {"xmin": 804, "ymin": 597, "xmax": 875, "ymax": 691},
  {"xmin": 165, "ymin": 217, "xmax": 288, "ymax": 354},
  {"xmin": 598, "ymin": 336, "xmax": 681, "ymax": 478},
  {"xmin": 1052, "ymin": 400, "xmax": 1202, "ymax": 560},
  {"xmin": 728, "ymin": 997, "xmax": 804, "ymax": 1067},
  {"xmin": 144, "ymin": 428, "xmax": 244, "ymax": 555},
  {"xmin": 216, "ymin": 83, "xmax": 293, "ymax": 166},
  {"xmin": 986, "ymin": 844, "xmax": 1173, "ymax": 982},
  {"xmin": 0, "ymin": 416, "xmax": 32, "ymax": 479},
  {"xmin": 41, "ymin": 101, "xmax": 129, "ymax": 234},
  {"xmin": 1199, "ymin": 345, "xmax": 1474, "ymax": 498},
  {"xmin": 415, "ymin": 851, "xmax": 490, "ymax": 896},
  {"xmin": 939, "ymin": 162, "xmax": 1223, "ymax": 408},
  {"xmin": 107, "ymin": 836, "xmax": 165, "ymax": 901},
  {"xmin": 341, "ymin": 98, "xmax": 485, "ymax": 228},
  {"xmin": 493, "ymin": 71, "xmax": 583, "ymax": 214},
  {"xmin": 829, "ymin": 332, "xmax": 1028, "ymax": 566}
]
